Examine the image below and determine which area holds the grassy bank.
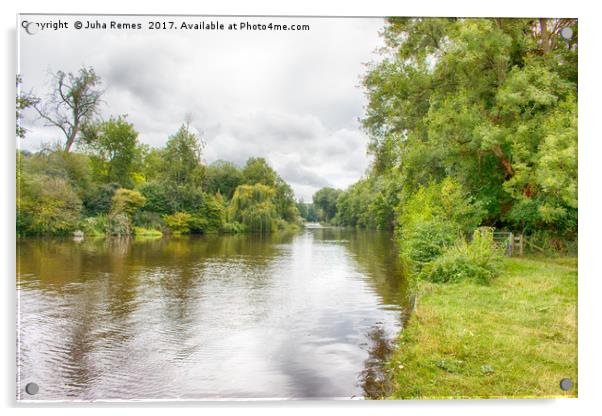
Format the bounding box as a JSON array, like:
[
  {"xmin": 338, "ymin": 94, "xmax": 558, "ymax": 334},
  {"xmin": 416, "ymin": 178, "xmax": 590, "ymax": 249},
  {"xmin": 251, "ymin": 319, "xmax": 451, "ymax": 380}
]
[{"xmin": 387, "ymin": 256, "xmax": 577, "ymax": 399}]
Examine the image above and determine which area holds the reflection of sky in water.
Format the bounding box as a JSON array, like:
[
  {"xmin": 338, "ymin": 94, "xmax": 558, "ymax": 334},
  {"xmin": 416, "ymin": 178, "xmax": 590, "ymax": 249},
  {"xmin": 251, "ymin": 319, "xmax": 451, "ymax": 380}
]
[{"xmin": 17, "ymin": 229, "xmax": 409, "ymax": 400}]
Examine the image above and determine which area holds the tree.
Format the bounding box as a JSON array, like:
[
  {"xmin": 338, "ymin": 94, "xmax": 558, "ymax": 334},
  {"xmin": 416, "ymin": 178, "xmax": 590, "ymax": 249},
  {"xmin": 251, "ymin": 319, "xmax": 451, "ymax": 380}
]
[
  {"xmin": 204, "ymin": 160, "xmax": 243, "ymax": 200},
  {"xmin": 80, "ymin": 115, "xmax": 140, "ymax": 188},
  {"xmin": 162, "ymin": 123, "xmax": 205, "ymax": 186},
  {"xmin": 242, "ymin": 157, "xmax": 277, "ymax": 187},
  {"xmin": 360, "ymin": 18, "xmax": 577, "ymax": 237},
  {"xmin": 16, "ymin": 75, "xmax": 39, "ymax": 139},
  {"xmin": 33, "ymin": 67, "xmax": 103, "ymax": 152},
  {"xmin": 228, "ymin": 184, "xmax": 278, "ymax": 232},
  {"xmin": 242, "ymin": 157, "xmax": 299, "ymax": 222},
  {"xmin": 111, "ymin": 188, "xmax": 146, "ymax": 217},
  {"xmin": 313, "ymin": 187, "xmax": 342, "ymax": 223}
]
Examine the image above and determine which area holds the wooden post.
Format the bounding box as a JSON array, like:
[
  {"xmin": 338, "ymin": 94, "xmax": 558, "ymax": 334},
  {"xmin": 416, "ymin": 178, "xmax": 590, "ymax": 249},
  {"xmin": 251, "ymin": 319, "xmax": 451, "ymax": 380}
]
[
  {"xmin": 508, "ymin": 232, "xmax": 513, "ymax": 256},
  {"xmin": 517, "ymin": 234, "xmax": 524, "ymax": 256}
]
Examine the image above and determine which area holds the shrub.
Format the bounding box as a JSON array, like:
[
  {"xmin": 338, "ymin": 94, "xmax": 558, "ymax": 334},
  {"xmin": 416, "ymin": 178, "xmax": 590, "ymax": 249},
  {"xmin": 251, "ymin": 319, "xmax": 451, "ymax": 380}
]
[
  {"xmin": 198, "ymin": 194, "xmax": 225, "ymax": 232},
  {"xmin": 164, "ymin": 211, "xmax": 193, "ymax": 234},
  {"xmin": 401, "ymin": 220, "xmax": 459, "ymax": 265},
  {"xmin": 221, "ymin": 221, "xmax": 247, "ymax": 233},
  {"xmin": 80, "ymin": 215, "xmax": 107, "ymax": 237},
  {"xmin": 83, "ymin": 183, "xmax": 119, "ymax": 216},
  {"xmin": 396, "ymin": 177, "xmax": 484, "ymax": 269},
  {"xmin": 106, "ymin": 213, "xmax": 132, "ymax": 236},
  {"xmin": 111, "ymin": 188, "xmax": 146, "ymax": 217},
  {"xmin": 138, "ymin": 181, "xmax": 171, "ymax": 214},
  {"xmin": 420, "ymin": 230, "xmax": 503, "ymax": 284},
  {"xmin": 132, "ymin": 211, "xmax": 164, "ymax": 230},
  {"xmin": 17, "ymin": 174, "xmax": 82, "ymax": 235}
]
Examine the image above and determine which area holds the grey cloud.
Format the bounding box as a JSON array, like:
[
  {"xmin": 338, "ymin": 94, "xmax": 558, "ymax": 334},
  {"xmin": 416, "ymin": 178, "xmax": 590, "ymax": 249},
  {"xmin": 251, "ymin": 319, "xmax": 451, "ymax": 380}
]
[{"xmin": 18, "ymin": 15, "xmax": 383, "ymax": 201}]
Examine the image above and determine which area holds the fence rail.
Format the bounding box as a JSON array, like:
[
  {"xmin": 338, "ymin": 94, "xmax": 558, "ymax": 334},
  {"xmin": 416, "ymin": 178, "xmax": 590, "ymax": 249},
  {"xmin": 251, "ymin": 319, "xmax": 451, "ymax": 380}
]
[{"xmin": 491, "ymin": 231, "xmax": 524, "ymax": 256}]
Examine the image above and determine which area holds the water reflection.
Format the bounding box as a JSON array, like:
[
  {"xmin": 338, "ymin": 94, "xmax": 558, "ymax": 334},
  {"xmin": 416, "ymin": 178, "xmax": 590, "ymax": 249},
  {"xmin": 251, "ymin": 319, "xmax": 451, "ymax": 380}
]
[{"xmin": 17, "ymin": 228, "xmax": 409, "ymax": 400}]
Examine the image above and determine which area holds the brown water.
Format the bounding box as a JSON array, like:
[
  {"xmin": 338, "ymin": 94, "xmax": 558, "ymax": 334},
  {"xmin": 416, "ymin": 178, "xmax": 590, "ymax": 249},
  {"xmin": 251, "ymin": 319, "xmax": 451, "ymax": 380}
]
[{"xmin": 17, "ymin": 228, "xmax": 410, "ymax": 400}]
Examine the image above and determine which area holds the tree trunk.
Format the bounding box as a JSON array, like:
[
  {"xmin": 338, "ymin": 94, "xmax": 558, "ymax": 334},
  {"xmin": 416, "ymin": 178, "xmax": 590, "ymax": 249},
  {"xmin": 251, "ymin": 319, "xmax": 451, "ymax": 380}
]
[
  {"xmin": 491, "ymin": 144, "xmax": 514, "ymax": 178},
  {"xmin": 65, "ymin": 128, "xmax": 78, "ymax": 152}
]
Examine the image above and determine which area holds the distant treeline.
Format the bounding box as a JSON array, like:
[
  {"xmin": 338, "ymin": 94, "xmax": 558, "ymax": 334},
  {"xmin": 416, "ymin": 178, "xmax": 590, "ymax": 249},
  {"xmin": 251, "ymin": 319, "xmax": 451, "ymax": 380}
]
[
  {"xmin": 17, "ymin": 122, "xmax": 301, "ymax": 237},
  {"xmin": 305, "ymin": 18, "xmax": 577, "ymax": 282}
]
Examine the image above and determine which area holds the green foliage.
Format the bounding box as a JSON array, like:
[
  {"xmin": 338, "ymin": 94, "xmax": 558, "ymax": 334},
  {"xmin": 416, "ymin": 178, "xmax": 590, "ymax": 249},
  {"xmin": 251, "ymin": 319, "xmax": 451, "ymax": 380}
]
[
  {"xmin": 297, "ymin": 200, "xmax": 319, "ymax": 222},
  {"xmin": 163, "ymin": 211, "xmax": 193, "ymax": 235},
  {"xmin": 419, "ymin": 230, "xmax": 503, "ymax": 284},
  {"xmin": 18, "ymin": 170, "xmax": 82, "ymax": 236},
  {"xmin": 80, "ymin": 215, "xmax": 107, "ymax": 237},
  {"xmin": 132, "ymin": 211, "xmax": 164, "ymax": 231},
  {"xmin": 396, "ymin": 178, "xmax": 484, "ymax": 267},
  {"xmin": 162, "ymin": 124, "xmax": 205, "ymax": 186},
  {"xmin": 16, "ymin": 75, "xmax": 39, "ymax": 139},
  {"xmin": 335, "ymin": 171, "xmax": 402, "ymax": 229},
  {"xmin": 401, "ymin": 220, "xmax": 459, "ymax": 265},
  {"xmin": 83, "ymin": 183, "xmax": 119, "ymax": 216},
  {"xmin": 242, "ymin": 157, "xmax": 278, "ymax": 187},
  {"xmin": 133, "ymin": 227, "xmax": 162, "ymax": 237},
  {"xmin": 221, "ymin": 221, "xmax": 247, "ymax": 233},
  {"xmin": 241, "ymin": 157, "xmax": 299, "ymax": 223},
  {"xmin": 137, "ymin": 181, "xmax": 171, "ymax": 214},
  {"xmin": 80, "ymin": 115, "xmax": 142, "ymax": 188},
  {"xmin": 111, "ymin": 188, "xmax": 146, "ymax": 217},
  {"xmin": 106, "ymin": 213, "xmax": 131, "ymax": 236},
  {"xmin": 198, "ymin": 194, "xmax": 226, "ymax": 232},
  {"xmin": 204, "ymin": 160, "xmax": 243, "ymax": 200},
  {"xmin": 228, "ymin": 183, "xmax": 279, "ymax": 233},
  {"xmin": 313, "ymin": 187, "xmax": 342, "ymax": 223},
  {"xmin": 360, "ymin": 17, "xmax": 577, "ymax": 239}
]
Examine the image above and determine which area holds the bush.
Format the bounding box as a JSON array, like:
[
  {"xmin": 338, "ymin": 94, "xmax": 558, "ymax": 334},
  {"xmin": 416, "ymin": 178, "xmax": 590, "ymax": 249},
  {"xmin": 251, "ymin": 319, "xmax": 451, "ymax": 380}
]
[
  {"xmin": 221, "ymin": 221, "xmax": 247, "ymax": 233},
  {"xmin": 138, "ymin": 181, "xmax": 171, "ymax": 214},
  {"xmin": 111, "ymin": 188, "xmax": 146, "ymax": 217},
  {"xmin": 83, "ymin": 183, "xmax": 119, "ymax": 216},
  {"xmin": 198, "ymin": 194, "xmax": 225, "ymax": 232},
  {"xmin": 420, "ymin": 230, "xmax": 503, "ymax": 284},
  {"xmin": 401, "ymin": 220, "xmax": 459, "ymax": 265},
  {"xmin": 164, "ymin": 211, "xmax": 193, "ymax": 234},
  {"xmin": 80, "ymin": 215, "xmax": 107, "ymax": 237},
  {"xmin": 132, "ymin": 211, "xmax": 164, "ymax": 230},
  {"xmin": 17, "ymin": 174, "xmax": 82, "ymax": 235},
  {"xmin": 106, "ymin": 213, "xmax": 132, "ymax": 236}
]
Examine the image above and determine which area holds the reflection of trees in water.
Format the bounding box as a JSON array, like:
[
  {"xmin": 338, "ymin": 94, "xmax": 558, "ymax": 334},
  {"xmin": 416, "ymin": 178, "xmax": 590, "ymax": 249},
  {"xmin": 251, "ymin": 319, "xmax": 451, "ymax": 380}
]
[
  {"xmin": 359, "ymin": 325, "xmax": 395, "ymax": 399},
  {"xmin": 313, "ymin": 228, "xmax": 414, "ymax": 313},
  {"xmin": 309, "ymin": 229, "xmax": 415, "ymax": 399}
]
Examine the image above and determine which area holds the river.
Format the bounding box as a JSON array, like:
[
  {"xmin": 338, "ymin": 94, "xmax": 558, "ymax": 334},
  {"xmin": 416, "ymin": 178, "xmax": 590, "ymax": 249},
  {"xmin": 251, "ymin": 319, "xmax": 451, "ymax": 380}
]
[{"xmin": 17, "ymin": 227, "xmax": 410, "ymax": 400}]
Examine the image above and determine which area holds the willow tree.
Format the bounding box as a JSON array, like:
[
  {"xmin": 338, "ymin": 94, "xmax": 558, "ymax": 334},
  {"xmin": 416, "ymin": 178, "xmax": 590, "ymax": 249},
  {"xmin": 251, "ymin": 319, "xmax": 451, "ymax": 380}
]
[{"xmin": 228, "ymin": 183, "xmax": 278, "ymax": 233}]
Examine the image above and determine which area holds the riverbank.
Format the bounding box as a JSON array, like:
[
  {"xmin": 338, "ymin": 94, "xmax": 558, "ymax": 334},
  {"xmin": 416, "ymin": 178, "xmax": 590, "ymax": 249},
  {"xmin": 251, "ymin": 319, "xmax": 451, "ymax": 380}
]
[{"xmin": 387, "ymin": 256, "xmax": 577, "ymax": 399}]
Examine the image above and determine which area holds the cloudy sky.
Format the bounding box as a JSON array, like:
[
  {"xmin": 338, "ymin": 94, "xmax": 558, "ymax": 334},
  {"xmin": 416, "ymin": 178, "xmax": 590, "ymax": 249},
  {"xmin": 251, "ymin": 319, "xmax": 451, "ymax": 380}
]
[{"xmin": 18, "ymin": 15, "xmax": 385, "ymax": 201}]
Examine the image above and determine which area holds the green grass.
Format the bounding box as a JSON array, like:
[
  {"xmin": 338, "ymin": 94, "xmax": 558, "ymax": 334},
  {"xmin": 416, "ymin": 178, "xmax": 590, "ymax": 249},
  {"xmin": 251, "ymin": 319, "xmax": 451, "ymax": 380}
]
[
  {"xmin": 133, "ymin": 227, "xmax": 163, "ymax": 238},
  {"xmin": 387, "ymin": 256, "xmax": 577, "ymax": 399}
]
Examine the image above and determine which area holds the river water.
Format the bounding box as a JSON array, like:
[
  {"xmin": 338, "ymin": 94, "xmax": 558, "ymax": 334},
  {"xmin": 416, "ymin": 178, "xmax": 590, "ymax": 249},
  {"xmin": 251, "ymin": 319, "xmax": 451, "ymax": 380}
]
[{"xmin": 17, "ymin": 228, "xmax": 410, "ymax": 400}]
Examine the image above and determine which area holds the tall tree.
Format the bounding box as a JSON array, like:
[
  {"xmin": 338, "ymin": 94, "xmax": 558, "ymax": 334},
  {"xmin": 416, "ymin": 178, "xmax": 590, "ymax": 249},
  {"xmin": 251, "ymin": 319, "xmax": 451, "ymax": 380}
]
[
  {"xmin": 360, "ymin": 18, "xmax": 577, "ymax": 236},
  {"xmin": 33, "ymin": 67, "xmax": 103, "ymax": 152},
  {"xmin": 162, "ymin": 123, "xmax": 205, "ymax": 186},
  {"xmin": 313, "ymin": 187, "xmax": 342, "ymax": 222},
  {"xmin": 80, "ymin": 115, "xmax": 140, "ymax": 188}
]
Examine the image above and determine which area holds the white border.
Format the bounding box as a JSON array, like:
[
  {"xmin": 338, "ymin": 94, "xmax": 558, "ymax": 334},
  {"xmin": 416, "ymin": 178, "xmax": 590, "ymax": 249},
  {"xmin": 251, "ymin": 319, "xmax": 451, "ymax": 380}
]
[{"xmin": 3, "ymin": 1, "xmax": 600, "ymax": 415}]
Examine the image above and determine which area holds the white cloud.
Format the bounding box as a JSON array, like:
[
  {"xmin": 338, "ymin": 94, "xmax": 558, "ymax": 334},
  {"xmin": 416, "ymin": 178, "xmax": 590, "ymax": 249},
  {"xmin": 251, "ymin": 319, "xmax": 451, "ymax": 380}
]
[{"xmin": 18, "ymin": 15, "xmax": 383, "ymax": 200}]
